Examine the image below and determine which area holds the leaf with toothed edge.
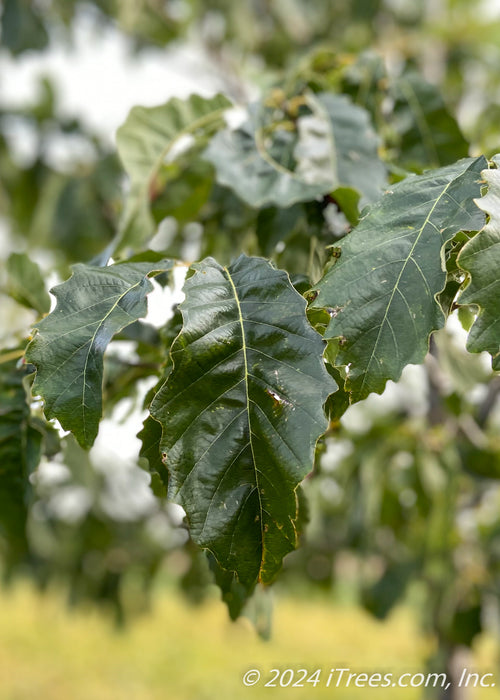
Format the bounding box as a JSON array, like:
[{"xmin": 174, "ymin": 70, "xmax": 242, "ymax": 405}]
[
  {"xmin": 310, "ymin": 156, "xmax": 487, "ymax": 403},
  {"xmin": 25, "ymin": 258, "xmax": 174, "ymax": 449},
  {"xmin": 150, "ymin": 254, "xmax": 335, "ymax": 588},
  {"xmin": 458, "ymin": 166, "xmax": 500, "ymax": 370}
]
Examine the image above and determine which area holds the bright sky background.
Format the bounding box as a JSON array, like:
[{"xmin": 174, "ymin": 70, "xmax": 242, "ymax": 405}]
[{"xmin": 0, "ymin": 8, "xmax": 218, "ymax": 143}]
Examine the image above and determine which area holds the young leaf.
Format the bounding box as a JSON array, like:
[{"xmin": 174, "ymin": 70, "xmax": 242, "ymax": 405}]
[
  {"xmin": 311, "ymin": 156, "xmax": 487, "ymax": 402},
  {"xmin": 26, "ymin": 258, "xmax": 174, "ymax": 449},
  {"xmin": 458, "ymin": 167, "xmax": 500, "ymax": 370},
  {"xmin": 204, "ymin": 93, "xmax": 386, "ymax": 209},
  {"xmin": 116, "ymin": 93, "xmax": 232, "ymax": 249},
  {"xmin": 150, "ymin": 255, "xmax": 335, "ymax": 587}
]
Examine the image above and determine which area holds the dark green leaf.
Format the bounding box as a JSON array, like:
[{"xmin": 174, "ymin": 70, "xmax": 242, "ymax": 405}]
[
  {"xmin": 0, "ymin": 354, "xmax": 40, "ymax": 568},
  {"xmin": 362, "ymin": 562, "xmax": 417, "ymax": 620},
  {"xmin": 458, "ymin": 167, "xmax": 500, "ymax": 370},
  {"xmin": 256, "ymin": 204, "xmax": 307, "ymax": 256},
  {"xmin": 138, "ymin": 413, "xmax": 169, "ymax": 488},
  {"xmin": 311, "ymin": 157, "xmax": 486, "ymax": 402},
  {"xmin": 26, "ymin": 258, "xmax": 174, "ymax": 449},
  {"xmin": 151, "ymin": 255, "xmax": 335, "ymax": 587},
  {"xmin": 208, "ymin": 553, "xmax": 255, "ymax": 621},
  {"xmin": 1, "ymin": 0, "xmax": 48, "ymax": 54},
  {"xmin": 391, "ymin": 73, "xmax": 469, "ymax": 169}
]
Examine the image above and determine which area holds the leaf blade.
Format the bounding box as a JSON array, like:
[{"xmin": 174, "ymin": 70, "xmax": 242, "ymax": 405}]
[
  {"xmin": 311, "ymin": 156, "xmax": 487, "ymax": 401},
  {"xmin": 26, "ymin": 258, "xmax": 173, "ymax": 448},
  {"xmin": 116, "ymin": 93, "xmax": 232, "ymax": 249},
  {"xmin": 205, "ymin": 93, "xmax": 386, "ymax": 209},
  {"xmin": 151, "ymin": 255, "xmax": 335, "ymax": 586},
  {"xmin": 458, "ymin": 166, "xmax": 500, "ymax": 369},
  {"xmin": 6, "ymin": 252, "xmax": 51, "ymax": 316}
]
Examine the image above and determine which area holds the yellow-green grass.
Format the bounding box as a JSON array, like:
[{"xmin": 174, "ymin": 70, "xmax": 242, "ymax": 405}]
[{"xmin": 0, "ymin": 583, "xmax": 497, "ymax": 700}]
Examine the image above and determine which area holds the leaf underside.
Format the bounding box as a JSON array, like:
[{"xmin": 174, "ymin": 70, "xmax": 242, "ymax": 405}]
[
  {"xmin": 26, "ymin": 259, "xmax": 173, "ymax": 448},
  {"xmin": 311, "ymin": 156, "xmax": 487, "ymax": 402},
  {"xmin": 116, "ymin": 93, "xmax": 232, "ymax": 250},
  {"xmin": 204, "ymin": 92, "xmax": 386, "ymax": 209},
  {"xmin": 458, "ymin": 166, "xmax": 500, "ymax": 370},
  {"xmin": 151, "ymin": 254, "xmax": 335, "ymax": 587}
]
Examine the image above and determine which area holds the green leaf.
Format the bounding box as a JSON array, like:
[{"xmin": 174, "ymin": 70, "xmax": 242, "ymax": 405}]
[
  {"xmin": 204, "ymin": 93, "xmax": 386, "ymax": 209},
  {"xmin": 150, "ymin": 158, "xmax": 214, "ymax": 226},
  {"xmin": 0, "ymin": 353, "xmax": 41, "ymax": 568},
  {"xmin": 391, "ymin": 73, "xmax": 469, "ymax": 169},
  {"xmin": 6, "ymin": 252, "xmax": 51, "ymax": 316},
  {"xmin": 138, "ymin": 413, "xmax": 169, "ymax": 488},
  {"xmin": 26, "ymin": 258, "xmax": 174, "ymax": 449},
  {"xmin": 312, "ymin": 93, "xmax": 387, "ymax": 206},
  {"xmin": 208, "ymin": 553, "xmax": 255, "ymax": 621},
  {"xmin": 1, "ymin": 0, "xmax": 49, "ymax": 55},
  {"xmin": 150, "ymin": 255, "xmax": 335, "ymax": 587},
  {"xmin": 458, "ymin": 167, "xmax": 500, "ymax": 370},
  {"xmin": 205, "ymin": 114, "xmax": 324, "ymax": 209},
  {"xmin": 28, "ymin": 155, "xmax": 122, "ymax": 264},
  {"xmin": 311, "ymin": 156, "xmax": 487, "ymax": 402},
  {"xmin": 116, "ymin": 94, "xmax": 232, "ymax": 250}
]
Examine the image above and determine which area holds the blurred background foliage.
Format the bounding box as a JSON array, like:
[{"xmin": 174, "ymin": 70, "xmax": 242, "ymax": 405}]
[{"xmin": 1, "ymin": 0, "xmax": 500, "ymax": 698}]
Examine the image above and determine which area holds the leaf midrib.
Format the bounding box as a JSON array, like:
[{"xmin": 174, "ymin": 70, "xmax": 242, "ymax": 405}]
[
  {"xmin": 224, "ymin": 266, "xmax": 265, "ymax": 576},
  {"xmin": 357, "ymin": 178, "xmax": 452, "ymax": 396},
  {"xmin": 80, "ymin": 278, "xmax": 144, "ymax": 443}
]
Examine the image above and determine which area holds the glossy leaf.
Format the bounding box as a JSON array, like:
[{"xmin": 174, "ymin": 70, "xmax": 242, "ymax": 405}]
[
  {"xmin": 151, "ymin": 255, "xmax": 335, "ymax": 587},
  {"xmin": 311, "ymin": 157, "xmax": 486, "ymax": 402},
  {"xmin": 204, "ymin": 93, "xmax": 386, "ymax": 209},
  {"xmin": 458, "ymin": 167, "xmax": 500, "ymax": 370},
  {"xmin": 116, "ymin": 93, "xmax": 232, "ymax": 249},
  {"xmin": 26, "ymin": 258, "xmax": 174, "ymax": 449}
]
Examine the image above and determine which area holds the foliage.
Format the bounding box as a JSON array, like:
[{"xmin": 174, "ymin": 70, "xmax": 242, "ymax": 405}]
[{"xmin": 1, "ymin": 1, "xmax": 500, "ymax": 691}]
